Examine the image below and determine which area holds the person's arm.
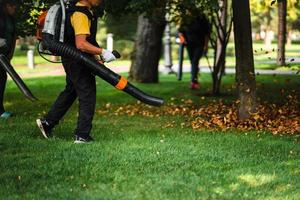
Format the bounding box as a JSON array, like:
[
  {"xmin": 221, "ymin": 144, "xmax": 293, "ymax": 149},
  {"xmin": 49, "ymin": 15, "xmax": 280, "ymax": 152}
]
[
  {"xmin": 75, "ymin": 35, "xmax": 116, "ymax": 62},
  {"xmin": 71, "ymin": 12, "xmax": 116, "ymax": 62},
  {"xmin": 75, "ymin": 34, "xmax": 102, "ymax": 55}
]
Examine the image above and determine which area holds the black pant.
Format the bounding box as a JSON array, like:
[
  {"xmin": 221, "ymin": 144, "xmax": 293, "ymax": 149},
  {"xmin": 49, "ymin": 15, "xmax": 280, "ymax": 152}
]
[
  {"xmin": 0, "ymin": 65, "xmax": 7, "ymax": 114},
  {"xmin": 186, "ymin": 44, "xmax": 204, "ymax": 83},
  {"xmin": 45, "ymin": 60, "xmax": 96, "ymax": 137}
]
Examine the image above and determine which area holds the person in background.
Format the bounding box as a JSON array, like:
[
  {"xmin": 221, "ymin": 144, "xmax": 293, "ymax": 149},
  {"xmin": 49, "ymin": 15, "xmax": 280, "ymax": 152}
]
[
  {"xmin": 178, "ymin": 13, "xmax": 210, "ymax": 90},
  {"xmin": 0, "ymin": 0, "xmax": 17, "ymax": 119}
]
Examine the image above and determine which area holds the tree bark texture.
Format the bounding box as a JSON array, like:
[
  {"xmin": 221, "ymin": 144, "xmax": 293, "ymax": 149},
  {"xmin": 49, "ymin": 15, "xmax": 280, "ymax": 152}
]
[
  {"xmin": 129, "ymin": 9, "xmax": 166, "ymax": 83},
  {"xmin": 277, "ymin": 0, "xmax": 287, "ymax": 66},
  {"xmin": 232, "ymin": 0, "xmax": 257, "ymax": 120}
]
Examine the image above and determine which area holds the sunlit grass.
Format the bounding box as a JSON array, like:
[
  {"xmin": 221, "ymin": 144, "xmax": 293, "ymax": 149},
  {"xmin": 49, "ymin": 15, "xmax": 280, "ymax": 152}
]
[{"xmin": 0, "ymin": 74, "xmax": 299, "ymax": 199}]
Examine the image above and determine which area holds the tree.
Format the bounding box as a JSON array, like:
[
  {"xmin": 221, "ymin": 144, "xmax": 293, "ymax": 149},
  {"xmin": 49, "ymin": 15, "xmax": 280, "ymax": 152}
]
[
  {"xmin": 270, "ymin": 0, "xmax": 299, "ymax": 65},
  {"xmin": 129, "ymin": 8, "xmax": 166, "ymax": 83},
  {"xmin": 232, "ymin": 0, "xmax": 257, "ymax": 120},
  {"xmin": 129, "ymin": 0, "xmax": 219, "ymax": 83},
  {"xmin": 209, "ymin": 0, "xmax": 233, "ymax": 95},
  {"xmin": 277, "ymin": 0, "xmax": 287, "ymax": 66},
  {"xmin": 250, "ymin": 0, "xmax": 300, "ymax": 47}
]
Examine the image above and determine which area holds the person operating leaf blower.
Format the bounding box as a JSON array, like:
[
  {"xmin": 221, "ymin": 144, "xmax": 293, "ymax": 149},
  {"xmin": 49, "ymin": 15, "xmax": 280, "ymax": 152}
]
[{"xmin": 36, "ymin": 0, "xmax": 117, "ymax": 143}]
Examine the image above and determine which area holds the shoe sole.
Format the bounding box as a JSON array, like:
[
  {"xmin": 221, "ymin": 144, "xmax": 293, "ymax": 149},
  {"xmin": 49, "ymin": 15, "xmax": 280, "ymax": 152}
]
[
  {"xmin": 36, "ymin": 119, "xmax": 49, "ymax": 139},
  {"xmin": 74, "ymin": 139, "xmax": 94, "ymax": 144},
  {"xmin": 74, "ymin": 140, "xmax": 89, "ymax": 144}
]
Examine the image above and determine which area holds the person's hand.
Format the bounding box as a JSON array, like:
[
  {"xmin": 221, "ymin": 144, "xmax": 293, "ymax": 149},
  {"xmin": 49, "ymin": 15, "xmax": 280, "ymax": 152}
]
[
  {"xmin": 101, "ymin": 49, "xmax": 116, "ymax": 63},
  {"xmin": 178, "ymin": 33, "xmax": 186, "ymax": 45}
]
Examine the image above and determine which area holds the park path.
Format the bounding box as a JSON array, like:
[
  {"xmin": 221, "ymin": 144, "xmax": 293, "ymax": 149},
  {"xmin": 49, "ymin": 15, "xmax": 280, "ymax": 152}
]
[{"xmin": 13, "ymin": 63, "xmax": 299, "ymax": 79}]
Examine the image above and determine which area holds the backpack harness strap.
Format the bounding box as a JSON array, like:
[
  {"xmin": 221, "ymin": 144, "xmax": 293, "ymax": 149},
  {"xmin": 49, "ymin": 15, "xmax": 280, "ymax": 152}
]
[{"xmin": 67, "ymin": 6, "xmax": 94, "ymax": 20}]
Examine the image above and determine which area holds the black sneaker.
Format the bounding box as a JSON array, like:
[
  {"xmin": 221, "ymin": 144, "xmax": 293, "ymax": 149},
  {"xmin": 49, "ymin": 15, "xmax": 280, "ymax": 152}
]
[
  {"xmin": 36, "ymin": 118, "xmax": 53, "ymax": 139},
  {"xmin": 74, "ymin": 135, "xmax": 94, "ymax": 144}
]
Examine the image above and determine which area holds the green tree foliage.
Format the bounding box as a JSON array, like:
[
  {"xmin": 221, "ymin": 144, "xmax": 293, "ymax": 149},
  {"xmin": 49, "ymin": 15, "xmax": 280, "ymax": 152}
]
[
  {"xmin": 286, "ymin": 0, "xmax": 300, "ymax": 30},
  {"xmin": 105, "ymin": 14, "xmax": 138, "ymax": 41},
  {"xmin": 250, "ymin": 0, "xmax": 276, "ymax": 34},
  {"xmin": 271, "ymin": 0, "xmax": 300, "ymax": 29},
  {"xmin": 14, "ymin": 0, "xmax": 56, "ymax": 36},
  {"xmin": 14, "ymin": 0, "xmax": 218, "ymax": 37}
]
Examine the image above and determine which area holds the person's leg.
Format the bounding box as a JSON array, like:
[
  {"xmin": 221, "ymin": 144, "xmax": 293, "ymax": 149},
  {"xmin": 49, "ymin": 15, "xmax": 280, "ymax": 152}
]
[
  {"xmin": 187, "ymin": 44, "xmax": 199, "ymax": 83},
  {"xmin": 0, "ymin": 66, "xmax": 7, "ymax": 114},
  {"xmin": 73, "ymin": 66, "xmax": 96, "ymax": 139},
  {"xmin": 186, "ymin": 44, "xmax": 194, "ymax": 75},
  {"xmin": 191, "ymin": 46, "xmax": 204, "ymax": 83},
  {"xmin": 42, "ymin": 61, "xmax": 77, "ymax": 129},
  {"xmin": 45, "ymin": 76, "xmax": 77, "ymax": 124}
]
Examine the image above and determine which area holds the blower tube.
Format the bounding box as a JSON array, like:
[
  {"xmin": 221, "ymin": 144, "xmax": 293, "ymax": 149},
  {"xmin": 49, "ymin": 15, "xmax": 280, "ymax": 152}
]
[
  {"xmin": 42, "ymin": 34, "xmax": 164, "ymax": 106},
  {"xmin": 0, "ymin": 54, "xmax": 38, "ymax": 101}
]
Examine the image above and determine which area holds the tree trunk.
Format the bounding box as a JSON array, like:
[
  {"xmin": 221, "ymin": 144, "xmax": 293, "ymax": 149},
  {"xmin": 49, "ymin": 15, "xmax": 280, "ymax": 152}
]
[
  {"xmin": 212, "ymin": 0, "xmax": 228, "ymax": 95},
  {"xmin": 277, "ymin": 0, "xmax": 287, "ymax": 66},
  {"xmin": 212, "ymin": 45, "xmax": 226, "ymax": 95},
  {"xmin": 232, "ymin": 0, "xmax": 257, "ymax": 120},
  {"xmin": 129, "ymin": 9, "xmax": 166, "ymax": 83}
]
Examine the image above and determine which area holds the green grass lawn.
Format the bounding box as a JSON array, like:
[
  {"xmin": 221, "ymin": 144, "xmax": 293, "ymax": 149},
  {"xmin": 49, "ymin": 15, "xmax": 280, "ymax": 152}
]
[
  {"xmin": 0, "ymin": 74, "xmax": 299, "ymax": 199},
  {"xmin": 223, "ymin": 42, "xmax": 300, "ymax": 69}
]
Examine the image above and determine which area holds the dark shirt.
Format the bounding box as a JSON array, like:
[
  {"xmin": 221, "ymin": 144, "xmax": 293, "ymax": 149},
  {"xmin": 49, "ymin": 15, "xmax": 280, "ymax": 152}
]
[
  {"xmin": 179, "ymin": 16, "xmax": 210, "ymax": 46},
  {"xmin": 0, "ymin": 13, "xmax": 16, "ymax": 57}
]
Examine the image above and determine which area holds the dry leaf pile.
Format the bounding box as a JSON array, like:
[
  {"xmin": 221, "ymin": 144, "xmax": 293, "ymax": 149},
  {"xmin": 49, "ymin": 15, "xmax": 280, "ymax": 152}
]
[{"xmin": 97, "ymin": 94, "xmax": 300, "ymax": 135}]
